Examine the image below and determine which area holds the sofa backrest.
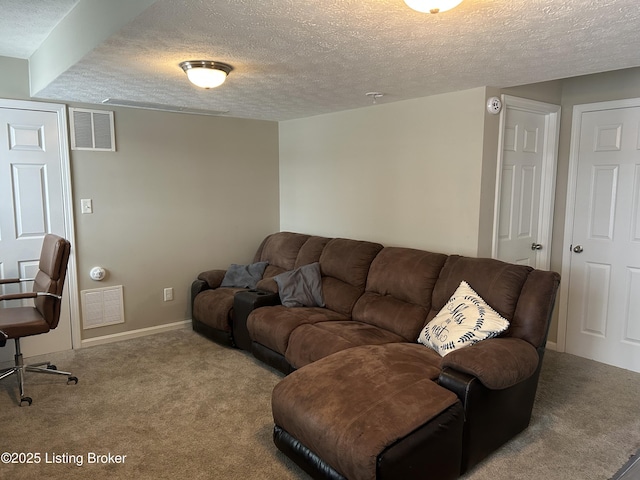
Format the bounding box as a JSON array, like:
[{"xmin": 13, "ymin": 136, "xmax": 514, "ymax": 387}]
[
  {"xmin": 294, "ymin": 236, "xmax": 332, "ymax": 268},
  {"xmin": 253, "ymin": 232, "xmax": 310, "ymax": 279},
  {"xmin": 429, "ymin": 255, "xmax": 560, "ymax": 349},
  {"xmin": 352, "ymin": 247, "xmax": 448, "ymax": 341},
  {"xmin": 319, "ymin": 238, "xmax": 384, "ymax": 316},
  {"xmin": 255, "ymin": 234, "xmax": 332, "ymax": 292},
  {"xmin": 510, "ymin": 269, "xmax": 561, "ymax": 348}
]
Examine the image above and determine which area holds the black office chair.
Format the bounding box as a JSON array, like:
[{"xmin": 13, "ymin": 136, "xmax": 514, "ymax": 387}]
[{"xmin": 0, "ymin": 234, "xmax": 77, "ymax": 406}]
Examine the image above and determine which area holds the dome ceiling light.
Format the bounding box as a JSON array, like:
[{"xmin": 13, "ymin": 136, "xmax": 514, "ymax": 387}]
[
  {"xmin": 179, "ymin": 60, "xmax": 233, "ymax": 89},
  {"xmin": 404, "ymin": 0, "xmax": 463, "ymax": 14}
]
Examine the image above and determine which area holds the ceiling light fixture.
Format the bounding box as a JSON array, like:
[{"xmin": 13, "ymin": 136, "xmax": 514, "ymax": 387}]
[
  {"xmin": 404, "ymin": 0, "xmax": 463, "ymax": 14},
  {"xmin": 179, "ymin": 60, "xmax": 233, "ymax": 89}
]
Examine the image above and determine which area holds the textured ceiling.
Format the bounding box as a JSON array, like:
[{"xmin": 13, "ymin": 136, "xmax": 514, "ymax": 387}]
[
  {"xmin": 3, "ymin": 0, "xmax": 640, "ymax": 121},
  {"xmin": 0, "ymin": 0, "xmax": 79, "ymax": 58}
]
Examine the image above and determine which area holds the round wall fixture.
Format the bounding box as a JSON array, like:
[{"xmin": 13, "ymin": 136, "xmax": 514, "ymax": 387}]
[
  {"xmin": 487, "ymin": 96, "xmax": 502, "ymax": 114},
  {"xmin": 90, "ymin": 266, "xmax": 107, "ymax": 281}
]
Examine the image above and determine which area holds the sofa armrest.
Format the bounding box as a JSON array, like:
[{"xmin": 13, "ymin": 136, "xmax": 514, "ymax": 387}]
[
  {"xmin": 440, "ymin": 337, "xmax": 539, "ymax": 390},
  {"xmin": 197, "ymin": 269, "xmax": 226, "ymax": 289},
  {"xmin": 255, "ymin": 276, "xmax": 278, "ymax": 293}
]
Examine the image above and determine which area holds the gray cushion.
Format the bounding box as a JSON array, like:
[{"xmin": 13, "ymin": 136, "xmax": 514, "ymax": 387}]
[
  {"xmin": 275, "ymin": 262, "xmax": 325, "ymax": 308},
  {"xmin": 220, "ymin": 261, "xmax": 268, "ymax": 289}
]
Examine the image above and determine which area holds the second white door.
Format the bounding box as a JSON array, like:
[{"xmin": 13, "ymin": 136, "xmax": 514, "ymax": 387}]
[{"xmin": 564, "ymin": 101, "xmax": 640, "ymax": 373}]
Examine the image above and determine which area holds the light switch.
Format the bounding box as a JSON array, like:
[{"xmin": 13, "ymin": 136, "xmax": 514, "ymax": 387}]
[{"xmin": 81, "ymin": 199, "xmax": 93, "ymax": 214}]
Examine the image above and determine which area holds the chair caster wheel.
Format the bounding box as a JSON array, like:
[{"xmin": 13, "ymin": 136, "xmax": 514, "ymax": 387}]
[
  {"xmin": 47, "ymin": 364, "xmax": 57, "ymax": 370},
  {"xmin": 20, "ymin": 396, "xmax": 32, "ymax": 406},
  {"xmin": 67, "ymin": 376, "xmax": 78, "ymax": 385}
]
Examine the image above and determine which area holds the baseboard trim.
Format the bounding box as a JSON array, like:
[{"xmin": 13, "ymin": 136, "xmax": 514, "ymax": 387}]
[
  {"xmin": 81, "ymin": 320, "xmax": 191, "ymax": 348},
  {"xmin": 546, "ymin": 341, "xmax": 557, "ymax": 351}
]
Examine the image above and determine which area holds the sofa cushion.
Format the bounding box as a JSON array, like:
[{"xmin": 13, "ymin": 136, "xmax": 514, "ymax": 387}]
[
  {"xmin": 319, "ymin": 238, "xmax": 384, "ymax": 316},
  {"xmin": 285, "ymin": 321, "xmax": 406, "ymax": 368},
  {"xmin": 220, "ymin": 261, "xmax": 268, "ymax": 289},
  {"xmin": 418, "ymin": 281, "xmax": 510, "ymax": 356},
  {"xmin": 352, "ymin": 247, "xmax": 447, "ymax": 341},
  {"xmin": 275, "ymin": 263, "xmax": 325, "ymax": 308},
  {"xmin": 247, "ymin": 305, "xmax": 349, "ymax": 355}
]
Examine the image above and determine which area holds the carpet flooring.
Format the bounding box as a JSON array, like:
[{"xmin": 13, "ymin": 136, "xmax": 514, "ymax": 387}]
[{"xmin": 0, "ymin": 328, "xmax": 639, "ymax": 480}]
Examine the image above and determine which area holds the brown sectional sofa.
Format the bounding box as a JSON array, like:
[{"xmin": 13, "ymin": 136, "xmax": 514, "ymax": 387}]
[{"xmin": 190, "ymin": 232, "xmax": 561, "ymax": 479}]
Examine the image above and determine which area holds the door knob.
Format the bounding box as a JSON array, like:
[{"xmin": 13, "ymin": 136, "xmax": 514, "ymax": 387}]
[
  {"xmin": 531, "ymin": 243, "xmax": 543, "ymax": 251},
  {"xmin": 573, "ymin": 245, "xmax": 584, "ymax": 253}
]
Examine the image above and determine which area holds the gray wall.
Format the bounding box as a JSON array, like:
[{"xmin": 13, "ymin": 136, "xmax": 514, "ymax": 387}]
[{"xmin": 71, "ymin": 105, "xmax": 280, "ymax": 339}]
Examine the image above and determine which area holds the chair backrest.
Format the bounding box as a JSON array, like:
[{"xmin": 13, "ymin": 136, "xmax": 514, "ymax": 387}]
[{"xmin": 33, "ymin": 234, "xmax": 71, "ymax": 329}]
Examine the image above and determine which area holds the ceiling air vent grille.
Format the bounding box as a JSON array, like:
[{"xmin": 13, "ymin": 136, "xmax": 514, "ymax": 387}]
[{"xmin": 69, "ymin": 108, "xmax": 115, "ymax": 151}]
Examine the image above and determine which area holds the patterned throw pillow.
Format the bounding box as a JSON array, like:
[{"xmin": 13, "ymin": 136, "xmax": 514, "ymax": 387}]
[{"xmin": 417, "ymin": 281, "xmax": 509, "ymax": 356}]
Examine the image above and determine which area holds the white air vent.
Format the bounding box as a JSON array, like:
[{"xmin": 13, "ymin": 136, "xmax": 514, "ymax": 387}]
[
  {"xmin": 69, "ymin": 108, "xmax": 115, "ymax": 151},
  {"xmin": 81, "ymin": 285, "xmax": 125, "ymax": 329}
]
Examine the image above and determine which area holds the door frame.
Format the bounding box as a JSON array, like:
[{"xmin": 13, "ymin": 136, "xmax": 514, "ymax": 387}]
[
  {"xmin": 491, "ymin": 95, "xmax": 561, "ymax": 270},
  {"xmin": 0, "ymin": 98, "xmax": 81, "ymax": 350},
  {"xmin": 557, "ymin": 97, "xmax": 640, "ymax": 352}
]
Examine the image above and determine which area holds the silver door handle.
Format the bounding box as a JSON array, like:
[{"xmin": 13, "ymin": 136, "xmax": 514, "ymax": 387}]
[
  {"xmin": 531, "ymin": 243, "xmax": 543, "ymax": 251},
  {"xmin": 573, "ymin": 245, "xmax": 584, "ymax": 253}
]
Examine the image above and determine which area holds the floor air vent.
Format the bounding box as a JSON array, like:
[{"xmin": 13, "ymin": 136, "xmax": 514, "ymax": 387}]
[{"xmin": 69, "ymin": 107, "xmax": 115, "ymax": 151}]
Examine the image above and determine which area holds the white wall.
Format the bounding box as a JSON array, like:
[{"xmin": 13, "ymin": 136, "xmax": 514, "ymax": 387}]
[{"xmin": 279, "ymin": 87, "xmax": 490, "ymax": 256}]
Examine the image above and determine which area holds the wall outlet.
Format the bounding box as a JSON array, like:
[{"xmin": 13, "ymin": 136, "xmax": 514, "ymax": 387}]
[{"xmin": 163, "ymin": 287, "xmax": 173, "ymax": 302}]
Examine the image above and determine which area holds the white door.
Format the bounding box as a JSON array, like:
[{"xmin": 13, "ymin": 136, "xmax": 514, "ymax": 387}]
[
  {"xmin": 0, "ymin": 104, "xmax": 74, "ymax": 360},
  {"xmin": 493, "ymin": 96, "xmax": 560, "ymax": 269},
  {"xmin": 563, "ymin": 101, "xmax": 640, "ymax": 373}
]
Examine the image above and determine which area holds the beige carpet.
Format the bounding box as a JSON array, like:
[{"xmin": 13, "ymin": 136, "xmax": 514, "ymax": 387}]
[{"xmin": 0, "ymin": 328, "xmax": 639, "ymax": 480}]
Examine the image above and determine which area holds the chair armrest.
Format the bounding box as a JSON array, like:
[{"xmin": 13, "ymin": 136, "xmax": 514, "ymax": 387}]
[
  {"xmin": 0, "ymin": 277, "xmax": 21, "ymax": 285},
  {"xmin": 440, "ymin": 337, "xmax": 539, "ymax": 390},
  {"xmin": 197, "ymin": 269, "xmax": 226, "ymax": 289},
  {"xmin": 0, "ymin": 330, "xmax": 7, "ymax": 347},
  {"xmin": 0, "ymin": 292, "xmax": 38, "ymax": 302}
]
